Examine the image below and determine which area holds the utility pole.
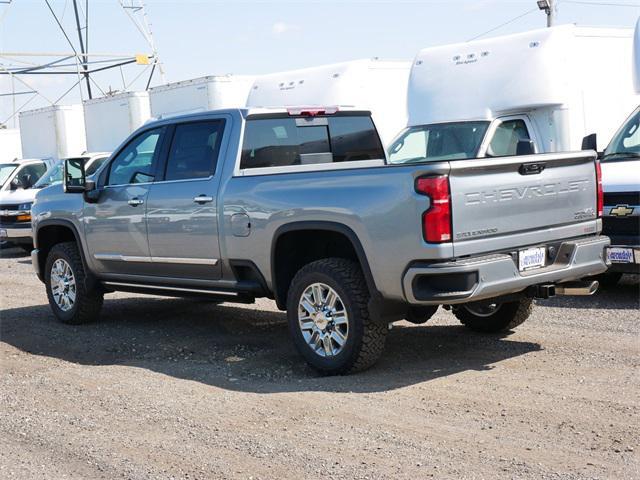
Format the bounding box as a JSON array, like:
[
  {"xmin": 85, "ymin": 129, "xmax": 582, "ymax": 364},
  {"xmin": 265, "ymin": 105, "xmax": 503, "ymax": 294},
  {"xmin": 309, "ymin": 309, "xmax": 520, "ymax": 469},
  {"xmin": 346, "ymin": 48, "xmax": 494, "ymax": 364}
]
[
  {"xmin": 72, "ymin": 0, "xmax": 92, "ymax": 99},
  {"xmin": 537, "ymin": 0, "xmax": 556, "ymax": 27}
]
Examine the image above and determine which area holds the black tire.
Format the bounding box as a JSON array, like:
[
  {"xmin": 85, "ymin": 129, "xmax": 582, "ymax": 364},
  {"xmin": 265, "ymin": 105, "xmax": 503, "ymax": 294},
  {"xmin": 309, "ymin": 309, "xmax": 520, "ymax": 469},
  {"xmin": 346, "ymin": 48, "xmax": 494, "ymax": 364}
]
[
  {"xmin": 405, "ymin": 305, "xmax": 438, "ymax": 325},
  {"xmin": 593, "ymin": 272, "xmax": 622, "ymax": 288},
  {"xmin": 454, "ymin": 297, "xmax": 533, "ymax": 333},
  {"xmin": 45, "ymin": 241, "xmax": 103, "ymax": 325},
  {"xmin": 286, "ymin": 258, "xmax": 387, "ymax": 375}
]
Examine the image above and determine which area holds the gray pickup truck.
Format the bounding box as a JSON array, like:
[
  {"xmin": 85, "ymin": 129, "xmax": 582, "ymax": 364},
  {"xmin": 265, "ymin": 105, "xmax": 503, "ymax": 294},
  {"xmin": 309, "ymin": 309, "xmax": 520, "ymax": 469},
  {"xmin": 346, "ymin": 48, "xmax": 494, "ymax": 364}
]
[{"xmin": 31, "ymin": 107, "xmax": 609, "ymax": 374}]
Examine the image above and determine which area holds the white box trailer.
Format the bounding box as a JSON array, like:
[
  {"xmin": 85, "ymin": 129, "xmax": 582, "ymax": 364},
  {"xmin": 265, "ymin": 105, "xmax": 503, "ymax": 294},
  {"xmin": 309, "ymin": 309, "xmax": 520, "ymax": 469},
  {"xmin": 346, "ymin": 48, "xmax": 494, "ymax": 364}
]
[
  {"xmin": 83, "ymin": 91, "xmax": 151, "ymax": 152},
  {"xmin": 0, "ymin": 129, "xmax": 22, "ymax": 162},
  {"xmin": 149, "ymin": 75, "xmax": 255, "ymax": 118},
  {"xmin": 246, "ymin": 59, "xmax": 411, "ymax": 145},
  {"xmin": 19, "ymin": 105, "xmax": 86, "ymax": 160},
  {"xmin": 398, "ymin": 25, "xmax": 639, "ymax": 157}
]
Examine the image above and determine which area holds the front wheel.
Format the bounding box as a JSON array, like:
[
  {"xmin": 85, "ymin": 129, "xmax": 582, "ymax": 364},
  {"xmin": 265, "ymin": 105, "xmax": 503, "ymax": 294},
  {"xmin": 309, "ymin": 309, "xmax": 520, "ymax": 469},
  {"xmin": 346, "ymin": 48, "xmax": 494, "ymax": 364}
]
[
  {"xmin": 454, "ymin": 297, "xmax": 533, "ymax": 333},
  {"xmin": 286, "ymin": 258, "xmax": 387, "ymax": 375},
  {"xmin": 45, "ymin": 242, "xmax": 104, "ymax": 324}
]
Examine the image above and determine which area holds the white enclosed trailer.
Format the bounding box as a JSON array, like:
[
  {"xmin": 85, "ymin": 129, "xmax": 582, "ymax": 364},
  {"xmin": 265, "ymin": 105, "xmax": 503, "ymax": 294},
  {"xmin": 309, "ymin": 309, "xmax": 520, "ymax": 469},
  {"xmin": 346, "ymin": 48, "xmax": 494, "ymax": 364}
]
[
  {"xmin": 0, "ymin": 129, "xmax": 22, "ymax": 162},
  {"xmin": 149, "ymin": 75, "xmax": 254, "ymax": 118},
  {"xmin": 83, "ymin": 91, "xmax": 151, "ymax": 152},
  {"xmin": 19, "ymin": 105, "xmax": 86, "ymax": 160},
  {"xmin": 246, "ymin": 59, "xmax": 411, "ymax": 145},
  {"xmin": 391, "ymin": 25, "xmax": 639, "ymax": 162}
]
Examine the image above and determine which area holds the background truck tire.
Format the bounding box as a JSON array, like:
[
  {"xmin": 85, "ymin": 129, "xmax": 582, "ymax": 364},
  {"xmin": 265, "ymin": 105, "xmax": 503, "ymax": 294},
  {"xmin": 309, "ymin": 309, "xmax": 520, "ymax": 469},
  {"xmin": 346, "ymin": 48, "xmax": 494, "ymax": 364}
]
[
  {"xmin": 405, "ymin": 305, "xmax": 438, "ymax": 324},
  {"xmin": 454, "ymin": 297, "xmax": 533, "ymax": 333},
  {"xmin": 286, "ymin": 258, "xmax": 387, "ymax": 375},
  {"xmin": 45, "ymin": 241, "xmax": 103, "ymax": 325},
  {"xmin": 593, "ymin": 272, "xmax": 622, "ymax": 288}
]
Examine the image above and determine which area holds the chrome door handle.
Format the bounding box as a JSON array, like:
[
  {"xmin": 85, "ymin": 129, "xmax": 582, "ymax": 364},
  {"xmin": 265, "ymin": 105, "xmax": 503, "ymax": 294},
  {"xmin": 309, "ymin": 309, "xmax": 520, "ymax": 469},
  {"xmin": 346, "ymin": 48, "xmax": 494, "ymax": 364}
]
[
  {"xmin": 128, "ymin": 198, "xmax": 144, "ymax": 206},
  {"xmin": 193, "ymin": 195, "xmax": 213, "ymax": 204}
]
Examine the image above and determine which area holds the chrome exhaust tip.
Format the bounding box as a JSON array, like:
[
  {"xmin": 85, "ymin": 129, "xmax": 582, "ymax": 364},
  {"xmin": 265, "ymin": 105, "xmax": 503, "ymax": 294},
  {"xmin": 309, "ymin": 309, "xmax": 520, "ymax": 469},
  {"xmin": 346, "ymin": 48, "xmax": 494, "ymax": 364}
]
[{"xmin": 555, "ymin": 280, "xmax": 599, "ymax": 296}]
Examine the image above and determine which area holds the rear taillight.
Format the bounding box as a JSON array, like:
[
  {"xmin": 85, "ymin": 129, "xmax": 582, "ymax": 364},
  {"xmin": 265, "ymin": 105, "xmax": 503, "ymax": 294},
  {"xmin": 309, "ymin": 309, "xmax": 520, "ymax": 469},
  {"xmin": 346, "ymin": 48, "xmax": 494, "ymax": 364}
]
[
  {"xmin": 416, "ymin": 175, "xmax": 452, "ymax": 243},
  {"xmin": 595, "ymin": 160, "xmax": 603, "ymax": 218}
]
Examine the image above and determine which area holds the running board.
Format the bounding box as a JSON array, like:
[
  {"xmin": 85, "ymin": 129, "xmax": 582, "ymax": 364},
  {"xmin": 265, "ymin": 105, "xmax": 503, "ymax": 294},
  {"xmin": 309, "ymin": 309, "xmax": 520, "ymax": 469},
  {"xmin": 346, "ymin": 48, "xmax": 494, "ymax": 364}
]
[{"xmin": 101, "ymin": 281, "xmax": 255, "ymax": 303}]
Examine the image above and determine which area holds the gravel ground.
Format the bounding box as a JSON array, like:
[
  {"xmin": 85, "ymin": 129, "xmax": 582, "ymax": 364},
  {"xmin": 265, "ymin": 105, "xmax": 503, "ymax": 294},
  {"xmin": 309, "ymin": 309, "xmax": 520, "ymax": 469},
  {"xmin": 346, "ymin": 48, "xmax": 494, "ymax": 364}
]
[{"xmin": 1, "ymin": 246, "xmax": 639, "ymax": 479}]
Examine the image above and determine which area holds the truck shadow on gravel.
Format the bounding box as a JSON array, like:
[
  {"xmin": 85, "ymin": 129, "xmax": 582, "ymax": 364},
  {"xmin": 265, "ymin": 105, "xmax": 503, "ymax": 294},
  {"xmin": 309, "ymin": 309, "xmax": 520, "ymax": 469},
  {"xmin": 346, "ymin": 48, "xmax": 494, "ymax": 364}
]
[
  {"xmin": 537, "ymin": 275, "xmax": 639, "ymax": 310},
  {"xmin": 0, "ymin": 297, "xmax": 542, "ymax": 393}
]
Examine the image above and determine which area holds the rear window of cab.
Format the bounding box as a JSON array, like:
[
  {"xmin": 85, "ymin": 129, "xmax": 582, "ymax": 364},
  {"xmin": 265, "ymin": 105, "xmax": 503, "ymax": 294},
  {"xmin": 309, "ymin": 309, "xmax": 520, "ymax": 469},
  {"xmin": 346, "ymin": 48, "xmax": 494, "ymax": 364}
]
[{"xmin": 240, "ymin": 115, "xmax": 385, "ymax": 170}]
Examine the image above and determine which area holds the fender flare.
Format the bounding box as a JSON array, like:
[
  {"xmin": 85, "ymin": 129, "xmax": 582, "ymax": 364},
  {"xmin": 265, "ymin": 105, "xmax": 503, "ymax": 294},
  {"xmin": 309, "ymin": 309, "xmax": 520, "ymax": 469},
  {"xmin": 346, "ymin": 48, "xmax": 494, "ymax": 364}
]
[
  {"xmin": 35, "ymin": 219, "xmax": 94, "ymax": 286},
  {"xmin": 270, "ymin": 221, "xmax": 379, "ymax": 307}
]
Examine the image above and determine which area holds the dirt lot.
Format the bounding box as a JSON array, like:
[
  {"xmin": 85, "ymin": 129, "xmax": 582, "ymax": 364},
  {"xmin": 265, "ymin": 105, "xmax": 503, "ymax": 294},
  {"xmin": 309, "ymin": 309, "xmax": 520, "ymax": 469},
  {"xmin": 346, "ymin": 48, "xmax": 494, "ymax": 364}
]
[{"xmin": 1, "ymin": 246, "xmax": 638, "ymax": 480}]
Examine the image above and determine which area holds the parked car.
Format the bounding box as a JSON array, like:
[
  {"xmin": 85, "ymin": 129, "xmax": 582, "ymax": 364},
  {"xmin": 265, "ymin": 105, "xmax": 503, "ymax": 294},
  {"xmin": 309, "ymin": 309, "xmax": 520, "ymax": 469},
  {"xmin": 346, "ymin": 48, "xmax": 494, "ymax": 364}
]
[
  {"xmin": 0, "ymin": 158, "xmax": 54, "ymax": 249},
  {"xmin": 31, "ymin": 107, "xmax": 608, "ymax": 374},
  {"xmin": 594, "ymin": 106, "xmax": 640, "ymax": 284},
  {"xmin": 0, "ymin": 154, "xmax": 109, "ymax": 251}
]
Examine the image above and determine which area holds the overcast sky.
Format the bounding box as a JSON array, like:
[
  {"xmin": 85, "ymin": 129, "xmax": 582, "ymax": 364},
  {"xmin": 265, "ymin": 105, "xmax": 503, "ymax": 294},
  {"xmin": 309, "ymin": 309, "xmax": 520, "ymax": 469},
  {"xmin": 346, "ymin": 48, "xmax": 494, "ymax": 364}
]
[{"xmin": 1, "ymin": 0, "xmax": 639, "ymax": 127}]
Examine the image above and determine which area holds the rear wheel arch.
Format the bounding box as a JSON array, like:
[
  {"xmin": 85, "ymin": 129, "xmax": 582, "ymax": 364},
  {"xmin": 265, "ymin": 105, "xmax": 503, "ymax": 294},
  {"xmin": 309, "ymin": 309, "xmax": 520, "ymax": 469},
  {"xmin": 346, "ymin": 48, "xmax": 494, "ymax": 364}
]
[{"xmin": 270, "ymin": 221, "xmax": 378, "ymax": 309}]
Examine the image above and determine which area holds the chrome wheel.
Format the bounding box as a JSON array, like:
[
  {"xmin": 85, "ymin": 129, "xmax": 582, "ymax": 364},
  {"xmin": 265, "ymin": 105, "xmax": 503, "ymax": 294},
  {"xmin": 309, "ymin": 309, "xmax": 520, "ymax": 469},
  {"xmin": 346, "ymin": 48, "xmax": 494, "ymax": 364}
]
[
  {"xmin": 50, "ymin": 258, "xmax": 76, "ymax": 312},
  {"xmin": 464, "ymin": 302, "xmax": 502, "ymax": 317},
  {"xmin": 298, "ymin": 282, "xmax": 349, "ymax": 357}
]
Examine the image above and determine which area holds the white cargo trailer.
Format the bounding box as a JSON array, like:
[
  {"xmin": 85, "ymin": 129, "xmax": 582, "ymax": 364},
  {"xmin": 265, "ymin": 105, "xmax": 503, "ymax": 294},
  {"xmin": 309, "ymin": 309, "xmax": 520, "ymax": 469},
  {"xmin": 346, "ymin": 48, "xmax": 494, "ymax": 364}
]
[
  {"xmin": 149, "ymin": 75, "xmax": 254, "ymax": 118},
  {"xmin": 390, "ymin": 25, "xmax": 639, "ymax": 163},
  {"xmin": 83, "ymin": 91, "xmax": 151, "ymax": 152},
  {"xmin": 0, "ymin": 129, "xmax": 22, "ymax": 162},
  {"xmin": 19, "ymin": 105, "xmax": 86, "ymax": 160},
  {"xmin": 246, "ymin": 59, "xmax": 411, "ymax": 145}
]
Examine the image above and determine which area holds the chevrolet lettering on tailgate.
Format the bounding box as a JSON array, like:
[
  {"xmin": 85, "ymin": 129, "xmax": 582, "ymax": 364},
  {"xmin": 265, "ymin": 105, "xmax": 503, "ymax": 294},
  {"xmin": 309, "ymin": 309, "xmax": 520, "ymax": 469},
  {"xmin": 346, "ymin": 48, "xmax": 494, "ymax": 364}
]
[{"xmin": 465, "ymin": 179, "xmax": 591, "ymax": 205}]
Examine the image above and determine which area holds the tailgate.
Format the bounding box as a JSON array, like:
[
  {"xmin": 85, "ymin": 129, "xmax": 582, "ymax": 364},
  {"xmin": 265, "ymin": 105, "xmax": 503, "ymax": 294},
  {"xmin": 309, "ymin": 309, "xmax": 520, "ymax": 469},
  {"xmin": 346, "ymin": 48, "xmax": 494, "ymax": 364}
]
[{"xmin": 449, "ymin": 151, "xmax": 600, "ymax": 257}]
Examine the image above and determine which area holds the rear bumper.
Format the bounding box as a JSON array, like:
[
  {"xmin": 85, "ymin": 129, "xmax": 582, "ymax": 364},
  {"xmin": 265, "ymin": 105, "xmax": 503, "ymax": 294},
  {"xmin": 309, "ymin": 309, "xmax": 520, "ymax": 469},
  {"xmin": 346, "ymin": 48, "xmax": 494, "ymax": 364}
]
[
  {"xmin": 0, "ymin": 223, "xmax": 33, "ymax": 243},
  {"xmin": 402, "ymin": 236, "xmax": 610, "ymax": 305}
]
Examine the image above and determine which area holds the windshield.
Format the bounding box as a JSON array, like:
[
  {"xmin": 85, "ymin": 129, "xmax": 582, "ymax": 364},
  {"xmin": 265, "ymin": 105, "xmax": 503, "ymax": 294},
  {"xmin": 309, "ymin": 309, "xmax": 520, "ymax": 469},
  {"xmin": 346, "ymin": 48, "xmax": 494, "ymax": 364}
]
[
  {"xmin": 34, "ymin": 162, "xmax": 63, "ymax": 188},
  {"xmin": 0, "ymin": 164, "xmax": 17, "ymax": 186},
  {"xmin": 388, "ymin": 121, "xmax": 490, "ymax": 164},
  {"xmin": 603, "ymin": 106, "xmax": 640, "ymax": 162}
]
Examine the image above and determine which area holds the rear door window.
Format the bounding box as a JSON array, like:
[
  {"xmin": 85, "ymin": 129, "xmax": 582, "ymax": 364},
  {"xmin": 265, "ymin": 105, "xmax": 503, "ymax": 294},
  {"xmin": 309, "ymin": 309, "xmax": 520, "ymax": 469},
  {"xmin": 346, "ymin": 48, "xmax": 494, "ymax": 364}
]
[
  {"xmin": 240, "ymin": 115, "xmax": 384, "ymax": 170},
  {"xmin": 486, "ymin": 119, "xmax": 531, "ymax": 157},
  {"xmin": 164, "ymin": 120, "xmax": 225, "ymax": 181}
]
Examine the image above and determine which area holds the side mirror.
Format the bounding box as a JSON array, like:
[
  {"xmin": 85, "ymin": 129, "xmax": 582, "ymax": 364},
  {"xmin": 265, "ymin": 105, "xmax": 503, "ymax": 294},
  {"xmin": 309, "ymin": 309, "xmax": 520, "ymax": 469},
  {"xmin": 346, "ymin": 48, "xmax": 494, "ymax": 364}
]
[
  {"xmin": 64, "ymin": 158, "xmax": 86, "ymax": 193},
  {"xmin": 516, "ymin": 139, "xmax": 535, "ymax": 156},
  {"xmin": 10, "ymin": 176, "xmax": 24, "ymax": 190},
  {"xmin": 581, "ymin": 133, "xmax": 597, "ymax": 151}
]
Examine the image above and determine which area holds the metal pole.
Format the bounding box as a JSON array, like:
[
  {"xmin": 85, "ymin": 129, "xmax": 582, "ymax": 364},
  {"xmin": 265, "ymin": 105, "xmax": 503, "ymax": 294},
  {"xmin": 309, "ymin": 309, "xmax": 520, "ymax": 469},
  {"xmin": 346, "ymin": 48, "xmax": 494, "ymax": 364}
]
[
  {"xmin": 547, "ymin": 0, "xmax": 556, "ymax": 27},
  {"xmin": 72, "ymin": 0, "xmax": 92, "ymax": 98}
]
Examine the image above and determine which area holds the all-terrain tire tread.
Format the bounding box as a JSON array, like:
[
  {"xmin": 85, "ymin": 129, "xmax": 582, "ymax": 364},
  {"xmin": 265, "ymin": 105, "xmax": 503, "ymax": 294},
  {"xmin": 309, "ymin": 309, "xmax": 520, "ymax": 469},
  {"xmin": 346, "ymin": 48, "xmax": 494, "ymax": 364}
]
[
  {"xmin": 288, "ymin": 258, "xmax": 387, "ymax": 374},
  {"xmin": 45, "ymin": 242, "xmax": 103, "ymax": 325},
  {"xmin": 455, "ymin": 297, "xmax": 533, "ymax": 333}
]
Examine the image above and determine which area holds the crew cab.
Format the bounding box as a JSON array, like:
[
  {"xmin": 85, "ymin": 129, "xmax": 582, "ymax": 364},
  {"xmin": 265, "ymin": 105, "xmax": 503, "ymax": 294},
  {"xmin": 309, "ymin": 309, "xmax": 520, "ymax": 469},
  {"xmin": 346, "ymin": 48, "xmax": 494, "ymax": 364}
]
[{"xmin": 31, "ymin": 108, "xmax": 609, "ymax": 374}]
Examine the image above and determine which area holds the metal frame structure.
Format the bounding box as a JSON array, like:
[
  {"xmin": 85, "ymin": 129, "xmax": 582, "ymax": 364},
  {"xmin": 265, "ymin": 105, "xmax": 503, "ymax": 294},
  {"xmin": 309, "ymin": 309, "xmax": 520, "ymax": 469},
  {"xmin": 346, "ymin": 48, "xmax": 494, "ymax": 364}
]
[{"xmin": 0, "ymin": 0, "xmax": 164, "ymax": 127}]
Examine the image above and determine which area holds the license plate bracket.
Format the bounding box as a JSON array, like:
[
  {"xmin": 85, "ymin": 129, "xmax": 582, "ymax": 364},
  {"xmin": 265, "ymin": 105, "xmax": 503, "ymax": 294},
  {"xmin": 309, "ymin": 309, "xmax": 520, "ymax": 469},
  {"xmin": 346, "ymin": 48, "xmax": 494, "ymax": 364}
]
[
  {"xmin": 606, "ymin": 247, "xmax": 634, "ymax": 264},
  {"xmin": 519, "ymin": 246, "xmax": 546, "ymax": 272}
]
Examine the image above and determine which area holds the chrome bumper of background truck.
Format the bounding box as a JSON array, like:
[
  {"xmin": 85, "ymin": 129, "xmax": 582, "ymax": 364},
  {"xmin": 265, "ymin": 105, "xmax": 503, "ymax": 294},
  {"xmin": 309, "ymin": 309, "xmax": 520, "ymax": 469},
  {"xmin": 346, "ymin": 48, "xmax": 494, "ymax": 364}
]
[
  {"xmin": 0, "ymin": 224, "xmax": 33, "ymax": 241},
  {"xmin": 403, "ymin": 236, "xmax": 610, "ymax": 305}
]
